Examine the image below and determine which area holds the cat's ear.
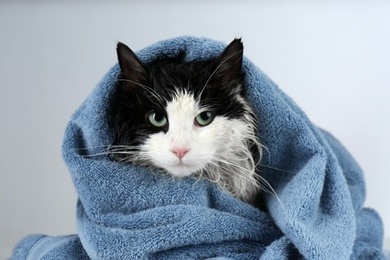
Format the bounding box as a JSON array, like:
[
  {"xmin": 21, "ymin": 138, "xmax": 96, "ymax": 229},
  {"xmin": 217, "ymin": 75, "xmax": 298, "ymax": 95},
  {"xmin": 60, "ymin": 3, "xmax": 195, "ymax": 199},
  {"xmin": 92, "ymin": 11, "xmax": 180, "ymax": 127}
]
[
  {"xmin": 213, "ymin": 38, "xmax": 243, "ymax": 85},
  {"xmin": 116, "ymin": 42, "xmax": 148, "ymax": 88}
]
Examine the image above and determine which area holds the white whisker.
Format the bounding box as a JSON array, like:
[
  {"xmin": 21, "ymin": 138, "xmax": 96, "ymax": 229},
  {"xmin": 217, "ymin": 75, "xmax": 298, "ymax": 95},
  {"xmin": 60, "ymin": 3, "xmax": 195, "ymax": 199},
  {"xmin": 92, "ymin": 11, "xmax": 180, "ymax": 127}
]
[
  {"xmin": 196, "ymin": 49, "xmax": 244, "ymax": 101},
  {"xmin": 111, "ymin": 79, "xmax": 165, "ymax": 107},
  {"xmin": 259, "ymin": 164, "xmax": 295, "ymax": 174}
]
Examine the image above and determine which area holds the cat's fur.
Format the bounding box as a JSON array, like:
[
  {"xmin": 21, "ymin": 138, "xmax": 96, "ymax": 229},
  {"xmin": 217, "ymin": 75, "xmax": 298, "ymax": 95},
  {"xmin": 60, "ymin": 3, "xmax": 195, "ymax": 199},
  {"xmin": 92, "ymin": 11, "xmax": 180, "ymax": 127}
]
[{"xmin": 111, "ymin": 39, "xmax": 262, "ymax": 204}]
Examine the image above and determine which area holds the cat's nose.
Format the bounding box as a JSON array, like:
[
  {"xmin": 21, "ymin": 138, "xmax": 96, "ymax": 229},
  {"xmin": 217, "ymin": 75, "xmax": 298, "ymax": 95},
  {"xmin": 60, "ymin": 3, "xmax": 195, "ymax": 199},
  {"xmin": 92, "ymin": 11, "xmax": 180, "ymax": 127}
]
[{"xmin": 171, "ymin": 147, "xmax": 190, "ymax": 159}]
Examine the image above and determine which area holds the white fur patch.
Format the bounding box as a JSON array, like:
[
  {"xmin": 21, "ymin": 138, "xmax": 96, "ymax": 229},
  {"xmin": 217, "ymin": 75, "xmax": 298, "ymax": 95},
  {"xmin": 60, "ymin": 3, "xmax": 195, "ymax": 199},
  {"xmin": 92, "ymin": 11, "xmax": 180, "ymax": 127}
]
[
  {"xmin": 140, "ymin": 91, "xmax": 260, "ymax": 203},
  {"xmin": 141, "ymin": 92, "xmax": 213, "ymax": 176}
]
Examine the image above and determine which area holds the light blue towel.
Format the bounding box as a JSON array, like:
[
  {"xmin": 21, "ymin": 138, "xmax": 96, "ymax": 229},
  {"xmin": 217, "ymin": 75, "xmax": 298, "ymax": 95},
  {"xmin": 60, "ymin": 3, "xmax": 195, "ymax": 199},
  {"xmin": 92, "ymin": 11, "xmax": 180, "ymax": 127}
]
[{"xmin": 11, "ymin": 36, "xmax": 385, "ymax": 259}]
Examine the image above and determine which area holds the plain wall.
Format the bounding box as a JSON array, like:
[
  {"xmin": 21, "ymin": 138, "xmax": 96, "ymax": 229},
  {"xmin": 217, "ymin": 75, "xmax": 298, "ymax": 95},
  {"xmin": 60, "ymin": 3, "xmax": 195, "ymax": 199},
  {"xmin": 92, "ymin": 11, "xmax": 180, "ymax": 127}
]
[{"xmin": 1, "ymin": 1, "xmax": 389, "ymax": 256}]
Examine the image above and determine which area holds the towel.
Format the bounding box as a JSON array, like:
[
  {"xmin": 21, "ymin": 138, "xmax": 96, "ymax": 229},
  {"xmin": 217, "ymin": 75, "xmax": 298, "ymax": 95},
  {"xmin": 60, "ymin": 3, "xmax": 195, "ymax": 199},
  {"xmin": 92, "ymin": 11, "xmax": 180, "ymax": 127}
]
[{"xmin": 11, "ymin": 36, "xmax": 385, "ymax": 259}]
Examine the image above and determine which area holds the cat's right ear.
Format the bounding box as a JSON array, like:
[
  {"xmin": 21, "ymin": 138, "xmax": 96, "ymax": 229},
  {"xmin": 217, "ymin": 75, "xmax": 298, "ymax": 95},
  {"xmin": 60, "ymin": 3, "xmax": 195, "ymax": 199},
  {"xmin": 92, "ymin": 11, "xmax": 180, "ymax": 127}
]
[{"xmin": 116, "ymin": 42, "xmax": 148, "ymax": 88}]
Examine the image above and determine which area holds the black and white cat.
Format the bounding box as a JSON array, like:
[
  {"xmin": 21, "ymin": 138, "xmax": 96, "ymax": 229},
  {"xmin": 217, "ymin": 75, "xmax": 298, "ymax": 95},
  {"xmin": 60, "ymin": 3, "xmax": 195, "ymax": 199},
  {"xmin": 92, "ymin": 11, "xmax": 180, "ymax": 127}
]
[{"xmin": 111, "ymin": 39, "xmax": 264, "ymax": 205}]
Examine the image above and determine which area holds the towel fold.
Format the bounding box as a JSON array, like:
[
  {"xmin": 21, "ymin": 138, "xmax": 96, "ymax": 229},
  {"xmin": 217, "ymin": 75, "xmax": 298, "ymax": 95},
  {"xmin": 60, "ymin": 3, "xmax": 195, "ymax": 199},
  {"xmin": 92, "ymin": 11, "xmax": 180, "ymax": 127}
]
[{"xmin": 11, "ymin": 36, "xmax": 385, "ymax": 259}]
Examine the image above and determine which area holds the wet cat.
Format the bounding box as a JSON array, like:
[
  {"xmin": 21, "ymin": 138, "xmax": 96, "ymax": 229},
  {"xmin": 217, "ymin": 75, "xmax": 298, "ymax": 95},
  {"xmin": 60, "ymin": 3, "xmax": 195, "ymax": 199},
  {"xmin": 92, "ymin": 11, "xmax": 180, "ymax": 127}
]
[{"xmin": 111, "ymin": 39, "xmax": 265, "ymax": 205}]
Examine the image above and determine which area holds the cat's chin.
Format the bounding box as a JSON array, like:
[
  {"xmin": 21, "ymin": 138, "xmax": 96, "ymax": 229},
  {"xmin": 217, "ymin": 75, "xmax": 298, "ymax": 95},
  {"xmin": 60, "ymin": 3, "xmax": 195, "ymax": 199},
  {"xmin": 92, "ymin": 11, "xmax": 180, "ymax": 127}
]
[{"xmin": 163, "ymin": 163, "xmax": 201, "ymax": 178}]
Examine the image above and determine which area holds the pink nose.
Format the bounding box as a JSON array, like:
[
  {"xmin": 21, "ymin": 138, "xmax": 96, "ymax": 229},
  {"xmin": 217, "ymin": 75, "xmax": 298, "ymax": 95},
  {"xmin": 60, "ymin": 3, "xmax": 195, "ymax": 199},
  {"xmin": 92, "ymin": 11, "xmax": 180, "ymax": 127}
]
[{"xmin": 171, "ymin": 147, "xmax": 190, "ymax": 159}]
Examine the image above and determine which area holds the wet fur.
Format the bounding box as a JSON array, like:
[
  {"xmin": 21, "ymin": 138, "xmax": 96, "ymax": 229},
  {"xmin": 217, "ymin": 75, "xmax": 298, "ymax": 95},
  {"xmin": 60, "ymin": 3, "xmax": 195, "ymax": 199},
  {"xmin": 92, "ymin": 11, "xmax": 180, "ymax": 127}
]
[{"xmin": 111, "ymin": 39, "xmax": 264, "ymax": 204}]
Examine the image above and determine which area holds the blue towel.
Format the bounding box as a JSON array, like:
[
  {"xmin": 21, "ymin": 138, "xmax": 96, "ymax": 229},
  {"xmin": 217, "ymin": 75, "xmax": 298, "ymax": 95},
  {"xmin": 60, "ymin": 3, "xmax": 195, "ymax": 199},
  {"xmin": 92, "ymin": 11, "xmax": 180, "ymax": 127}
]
[{"xmin": 11, "ymin": 36, "xmax": 385, "ymax": 259}]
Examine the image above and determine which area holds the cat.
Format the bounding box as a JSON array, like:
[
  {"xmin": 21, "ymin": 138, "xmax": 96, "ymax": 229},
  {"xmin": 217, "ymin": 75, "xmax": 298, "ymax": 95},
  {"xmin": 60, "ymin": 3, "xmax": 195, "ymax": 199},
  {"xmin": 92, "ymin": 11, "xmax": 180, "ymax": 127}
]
[{"xmin": 110, "ymin": 39, "xmax": 266, "ymax": 207}]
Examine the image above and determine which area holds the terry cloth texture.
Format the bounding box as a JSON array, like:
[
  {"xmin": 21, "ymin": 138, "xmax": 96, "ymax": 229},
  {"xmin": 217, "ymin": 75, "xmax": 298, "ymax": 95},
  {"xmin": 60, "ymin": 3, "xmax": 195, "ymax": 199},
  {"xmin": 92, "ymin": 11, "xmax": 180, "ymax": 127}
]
[{"xmin": 11, "ymin": 36, "xmax": 385, "ymax": 259}]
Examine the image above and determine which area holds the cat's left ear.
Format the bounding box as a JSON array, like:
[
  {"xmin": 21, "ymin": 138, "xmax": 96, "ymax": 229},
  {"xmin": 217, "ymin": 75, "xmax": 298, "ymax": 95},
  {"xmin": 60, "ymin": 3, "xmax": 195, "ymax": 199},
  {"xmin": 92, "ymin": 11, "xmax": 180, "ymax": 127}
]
[{"xmin": 213, "ymin": 38, "xmax": 243, "ymax": 85}]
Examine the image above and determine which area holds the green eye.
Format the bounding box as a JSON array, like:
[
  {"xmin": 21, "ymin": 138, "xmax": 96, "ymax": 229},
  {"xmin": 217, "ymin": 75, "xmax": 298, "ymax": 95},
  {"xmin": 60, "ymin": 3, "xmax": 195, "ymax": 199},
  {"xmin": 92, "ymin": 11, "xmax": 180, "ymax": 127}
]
[
  {"xmin": 147, "ymin": 111, "xmax": 167, "ymax": 128},
  {"xmin": 195, "ymin": 111, "xmax": 215, "ymax": 126}
]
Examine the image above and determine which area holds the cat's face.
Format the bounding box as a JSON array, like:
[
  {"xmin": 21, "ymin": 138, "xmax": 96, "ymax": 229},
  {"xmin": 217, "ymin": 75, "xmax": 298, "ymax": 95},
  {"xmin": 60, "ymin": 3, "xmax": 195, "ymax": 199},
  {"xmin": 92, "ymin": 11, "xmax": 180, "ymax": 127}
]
[
  {"xmin": 140, "ymin": 91, "xmax": 252, "ymax": 177},
  {"xmin": 113, "ymin": 39, "xmax": 256, "ymax": 179}
]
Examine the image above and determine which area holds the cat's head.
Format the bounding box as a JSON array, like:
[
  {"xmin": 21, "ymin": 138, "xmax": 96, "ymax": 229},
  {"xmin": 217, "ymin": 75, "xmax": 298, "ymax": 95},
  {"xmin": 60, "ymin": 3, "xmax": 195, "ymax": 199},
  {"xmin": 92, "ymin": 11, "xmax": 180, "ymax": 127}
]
[{"xmin": 112, "ymin": 39, "xmax": 259, "ymax": 186}]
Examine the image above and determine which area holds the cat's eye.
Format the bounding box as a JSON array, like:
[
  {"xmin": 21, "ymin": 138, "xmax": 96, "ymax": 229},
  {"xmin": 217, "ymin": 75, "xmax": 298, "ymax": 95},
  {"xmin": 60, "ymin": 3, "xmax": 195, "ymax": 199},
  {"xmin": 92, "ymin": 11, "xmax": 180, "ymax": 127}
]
[
  {"xmin": 147, "ymin": 111, "xmax": 167, "ymax": 128},
  {"xmin": 195, "ymin": 111, "xmax": 215, "ymax": 126}
]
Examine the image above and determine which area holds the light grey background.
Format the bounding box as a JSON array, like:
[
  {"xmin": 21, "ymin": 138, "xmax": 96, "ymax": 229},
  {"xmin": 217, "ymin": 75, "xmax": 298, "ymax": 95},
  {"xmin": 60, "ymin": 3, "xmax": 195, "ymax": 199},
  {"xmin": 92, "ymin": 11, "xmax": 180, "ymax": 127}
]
[{"xmin": 1, "ymin": 1, "xmax": 389, "ymax": 257}]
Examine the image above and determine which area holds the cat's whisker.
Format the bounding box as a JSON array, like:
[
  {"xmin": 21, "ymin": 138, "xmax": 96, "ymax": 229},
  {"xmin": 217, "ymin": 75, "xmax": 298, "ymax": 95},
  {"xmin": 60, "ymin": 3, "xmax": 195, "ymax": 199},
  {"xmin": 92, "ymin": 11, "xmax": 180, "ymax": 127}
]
[
  {"xmin": 258, "ymin": 144, "xmax": 272, "ymax": 166},
  {"xmin": 79, "ymin": 144, "xmax": 146, "ymax": 162},
  {"xmin": 115, "ymin": 79, "xmax": 165, "ymax": 107},
  {"xmin": 76, "ymin": 145, "xmax": 112, "ymax": 152},
  {"xmin": 109, "ymin": 144, "xmax": 140, "ymax": 148},
  {"xmin": 258, "ymin": 164, "xmax": 295, "ymax": 174},
  {"xmin": 82, "ymin": 152, "xmax": 110, "ymax": 158},
  {"xmin": 197, "ymin": 49, "xmax": 244, "ymax": 101},
  {"xmin": 83, "ymin": 150, "xmax": 139, "ymax": 159}
]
